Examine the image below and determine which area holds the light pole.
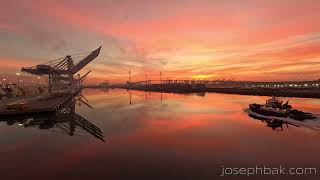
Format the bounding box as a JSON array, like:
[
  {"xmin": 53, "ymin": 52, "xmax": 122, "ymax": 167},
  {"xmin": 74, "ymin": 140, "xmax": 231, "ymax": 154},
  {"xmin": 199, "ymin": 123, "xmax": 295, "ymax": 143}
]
[
  {"xmin": 16, "ymin": 73, "xmax": 20, "ymax": 96},
  {"xmin": 2, "ymin": 78, "xmax": 6, "ymax": 88},
  {"xmin": 145, "ymin": 73, "xmax": 148, "ymax": 89}
]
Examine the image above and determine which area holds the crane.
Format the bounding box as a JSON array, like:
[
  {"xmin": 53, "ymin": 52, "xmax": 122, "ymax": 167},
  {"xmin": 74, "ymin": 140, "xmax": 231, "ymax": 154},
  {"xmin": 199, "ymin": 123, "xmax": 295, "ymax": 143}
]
[{"xmin": 21, "ymin": 46, "xmax": 101, "ymax": 94}]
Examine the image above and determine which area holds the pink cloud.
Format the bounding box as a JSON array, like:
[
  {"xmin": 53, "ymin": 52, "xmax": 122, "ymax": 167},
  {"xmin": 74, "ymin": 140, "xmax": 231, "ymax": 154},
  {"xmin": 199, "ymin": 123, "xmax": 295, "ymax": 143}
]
[{"xmin": 1, "ymin": 0, "xmax": 320, "ymax": 82}]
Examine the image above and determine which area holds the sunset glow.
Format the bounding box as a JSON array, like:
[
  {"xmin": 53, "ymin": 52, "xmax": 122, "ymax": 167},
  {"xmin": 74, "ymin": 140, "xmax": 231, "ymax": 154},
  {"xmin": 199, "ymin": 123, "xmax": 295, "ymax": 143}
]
[
  {"xmin": 1, "ymin": 0, "xmax": 320, "ymax": 84},
  {"xmin": 192, "ymin": 74, "xmax": 215, "ymax": 79}
]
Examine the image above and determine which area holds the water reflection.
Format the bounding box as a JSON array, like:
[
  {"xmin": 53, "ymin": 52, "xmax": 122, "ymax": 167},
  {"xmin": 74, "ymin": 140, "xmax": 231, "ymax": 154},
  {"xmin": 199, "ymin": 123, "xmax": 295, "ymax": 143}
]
[
  {"xmin": 0, "ymin": 93, "xmax": 104, "ymax": 142},
  {"xmin": 126, "ymin": 89, "xmax": 207, "ymax": 105},
  {"xmin": 245, "ymin": 107, "xmax": 320, "ymax": 132},
  {"xmin": 1, "ymin": 89, "xmax": 320, "ymax": 180},
  {"xmin": 247, "ymin": 112, "xmax": 299, "ymax": 131}
]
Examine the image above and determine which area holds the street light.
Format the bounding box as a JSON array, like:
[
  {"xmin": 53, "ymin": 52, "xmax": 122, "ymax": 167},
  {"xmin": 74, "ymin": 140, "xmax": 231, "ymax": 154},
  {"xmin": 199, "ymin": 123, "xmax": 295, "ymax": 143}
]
[{"xmin": 2, "ymin": 78, "xmax": 6, "ymax": 87}]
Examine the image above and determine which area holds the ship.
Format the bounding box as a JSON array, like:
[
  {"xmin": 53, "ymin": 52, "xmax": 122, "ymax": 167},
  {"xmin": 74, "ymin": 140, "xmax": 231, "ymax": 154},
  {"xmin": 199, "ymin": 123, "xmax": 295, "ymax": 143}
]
[
  {"xmin": 249, "ymin": 96, "xmax": 316, "ymax": 121},
  {"xmin": 249, "ymin": 96, "xmax": 292, "ymax": 117}
]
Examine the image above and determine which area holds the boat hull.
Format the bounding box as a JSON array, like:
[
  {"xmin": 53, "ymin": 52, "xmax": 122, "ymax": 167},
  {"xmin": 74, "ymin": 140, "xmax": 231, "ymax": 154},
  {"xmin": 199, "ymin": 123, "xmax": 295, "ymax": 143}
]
[
  {"xmin": 249, "ymin": 104, "xmax": 289, "ymax": 117},
  {"xmin": 0, "ymin": 108, "xmax": 55, "ymax": 119}
]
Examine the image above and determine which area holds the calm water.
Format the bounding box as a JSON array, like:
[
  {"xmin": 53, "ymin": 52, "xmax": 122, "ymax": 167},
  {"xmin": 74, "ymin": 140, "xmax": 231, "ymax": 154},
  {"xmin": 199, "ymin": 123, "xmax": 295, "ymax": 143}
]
[{"xmin": 1, "ymin": 89, "xmax": 320, "ymax": 180}]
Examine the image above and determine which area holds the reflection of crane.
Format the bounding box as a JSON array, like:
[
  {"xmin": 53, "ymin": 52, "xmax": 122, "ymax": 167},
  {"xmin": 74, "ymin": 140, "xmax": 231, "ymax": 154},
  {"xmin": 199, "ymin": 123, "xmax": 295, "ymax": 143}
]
[{"xmin": 21, "ymin": 46, "xmax": 101, "ymax": 94}]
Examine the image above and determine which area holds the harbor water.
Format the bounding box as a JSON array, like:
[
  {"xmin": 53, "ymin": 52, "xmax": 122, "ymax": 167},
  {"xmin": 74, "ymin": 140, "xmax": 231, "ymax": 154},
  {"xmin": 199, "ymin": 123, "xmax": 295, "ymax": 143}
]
[{"xmin": 0, "ymin": 88, "xmax": 320, "ymax": 179}]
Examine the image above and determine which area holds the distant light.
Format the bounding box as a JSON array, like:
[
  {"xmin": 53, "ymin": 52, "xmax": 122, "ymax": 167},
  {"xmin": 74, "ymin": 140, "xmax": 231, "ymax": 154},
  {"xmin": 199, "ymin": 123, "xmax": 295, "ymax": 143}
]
[
  {"xmin": 18, "ymin": 123, "xmax": 23, "ymax": 126},
  {"xmin": 304, "ymin": 84, "xmax": 308, "ymax": 86}
]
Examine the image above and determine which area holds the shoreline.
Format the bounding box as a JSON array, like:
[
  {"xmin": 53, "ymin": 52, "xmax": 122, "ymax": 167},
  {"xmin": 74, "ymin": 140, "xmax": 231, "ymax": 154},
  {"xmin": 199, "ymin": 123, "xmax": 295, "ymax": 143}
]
[{"xmin": 117, "ymin": 86, "xmax": 320, "ymax": 99}]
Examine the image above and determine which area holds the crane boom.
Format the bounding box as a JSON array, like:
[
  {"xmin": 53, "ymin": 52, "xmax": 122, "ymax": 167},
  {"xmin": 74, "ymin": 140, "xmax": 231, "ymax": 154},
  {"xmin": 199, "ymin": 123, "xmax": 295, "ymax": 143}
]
[
  {"xmin": 71, "ymin": 46, "xmax": 101, "ymax": 74},
  {"xmin": 21, "ymin": 46, "xmax": 102, "ymax": 94}
]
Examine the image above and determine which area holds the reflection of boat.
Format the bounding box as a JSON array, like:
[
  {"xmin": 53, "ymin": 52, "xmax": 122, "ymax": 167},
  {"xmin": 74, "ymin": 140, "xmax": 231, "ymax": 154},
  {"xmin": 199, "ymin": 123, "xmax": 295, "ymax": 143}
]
[
  {"xmin": 245, "ymin": 108, "xmax": 320, "ymax": 132},
  {"xmin": 249, "ymin": 96, "xmax": 291, "ymax": 117},
  {"xmin": 248, "ymin": 112, "xmax": 293, "ymax": 131},
  {"xmin": 0, "ymin": 94, "xmax": 105, "ymax": 142}
]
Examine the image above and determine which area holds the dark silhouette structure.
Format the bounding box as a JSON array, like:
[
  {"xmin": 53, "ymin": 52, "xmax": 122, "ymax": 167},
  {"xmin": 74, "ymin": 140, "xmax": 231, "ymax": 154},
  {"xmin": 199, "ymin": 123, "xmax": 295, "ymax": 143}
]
[
  {"xmin": 0, "ymin": 92, "xmax": 104, "ymax": 142},
  {"xmin": 21, "ymin": 47, "xmax": 101, "ymax": 94}
]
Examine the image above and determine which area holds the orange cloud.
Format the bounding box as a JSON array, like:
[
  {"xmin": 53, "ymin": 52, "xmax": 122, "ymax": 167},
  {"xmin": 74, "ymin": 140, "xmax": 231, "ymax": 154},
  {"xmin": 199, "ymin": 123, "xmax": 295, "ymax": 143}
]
[{"xmin": 1, "ymin": 0, "xmax": 320, "ymax": 83}]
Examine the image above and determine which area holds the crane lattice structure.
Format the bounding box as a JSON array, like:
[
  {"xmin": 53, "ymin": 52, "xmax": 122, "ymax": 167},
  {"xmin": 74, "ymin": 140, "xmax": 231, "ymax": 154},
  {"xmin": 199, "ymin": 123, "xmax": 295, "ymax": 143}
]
[{"xmin": 21, "ymin": 46, "xmax": 101, "ymax": 94}]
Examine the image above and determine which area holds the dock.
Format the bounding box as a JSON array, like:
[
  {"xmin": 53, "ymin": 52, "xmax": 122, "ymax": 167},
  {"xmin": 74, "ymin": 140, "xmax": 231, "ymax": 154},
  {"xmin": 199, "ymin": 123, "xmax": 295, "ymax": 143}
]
[
  {"xmin": 0, "ymin": 46, "xmax": 101, "ymax": 116},
  {"xmin": 119, "ymin": 79, "xmax": 320, "ymax": 98},
  {"xmin": 0, "ymin": 90, "xmax": 81, "ymax": 116}
]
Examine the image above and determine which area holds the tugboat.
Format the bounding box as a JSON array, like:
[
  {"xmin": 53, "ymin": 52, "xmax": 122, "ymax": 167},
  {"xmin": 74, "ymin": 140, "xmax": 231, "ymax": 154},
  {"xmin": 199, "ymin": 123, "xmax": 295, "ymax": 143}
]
[{"xmin": 249, "ymin": 96, "xmax": 292, "ymax": 117}]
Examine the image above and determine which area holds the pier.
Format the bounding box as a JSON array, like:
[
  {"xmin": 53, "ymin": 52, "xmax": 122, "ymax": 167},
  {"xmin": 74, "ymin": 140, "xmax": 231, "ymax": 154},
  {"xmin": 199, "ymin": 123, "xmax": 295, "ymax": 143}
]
[
  {"xmin": 0, "ymin": 89, "xmax": 81, "ymax": 116},
  {"xmin": 121, "ymin": 79, "xmax": 320, "ymax": 98},
  {"xmin": 0, "ymin": 47, "xmax": 101, "ymax": 116},
  {"xmin": 0, "ymin": 91, "xmax": 104, "ymax": 142}
]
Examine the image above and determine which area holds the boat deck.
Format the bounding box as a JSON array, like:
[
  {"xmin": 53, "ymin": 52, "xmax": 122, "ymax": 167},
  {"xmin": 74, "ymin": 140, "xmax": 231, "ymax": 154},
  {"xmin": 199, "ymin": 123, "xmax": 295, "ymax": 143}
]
[{"xmin": 0, "ymin": 91, "xmax": 79, "ymax": 116}]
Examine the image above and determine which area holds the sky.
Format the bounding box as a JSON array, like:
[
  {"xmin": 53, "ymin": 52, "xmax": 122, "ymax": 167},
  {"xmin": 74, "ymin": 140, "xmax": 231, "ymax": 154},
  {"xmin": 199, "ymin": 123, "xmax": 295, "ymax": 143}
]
[{"xmin": 0, "ymin": 0, "xmax": 320, "ymax": 84}]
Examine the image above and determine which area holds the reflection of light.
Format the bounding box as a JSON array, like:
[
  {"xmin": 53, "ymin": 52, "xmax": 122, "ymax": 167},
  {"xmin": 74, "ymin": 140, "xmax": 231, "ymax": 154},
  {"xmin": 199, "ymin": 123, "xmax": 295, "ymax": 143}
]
[{"xmin": 18, "ymin": 123, "xmax": 23, "ymax": 126}]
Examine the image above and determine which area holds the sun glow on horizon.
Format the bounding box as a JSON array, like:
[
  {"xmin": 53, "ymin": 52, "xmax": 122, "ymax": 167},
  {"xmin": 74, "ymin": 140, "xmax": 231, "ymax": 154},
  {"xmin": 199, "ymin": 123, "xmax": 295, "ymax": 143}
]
[{"xmin": 191, "ymin": 74, "xmax": 215, "ymax": 80}]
